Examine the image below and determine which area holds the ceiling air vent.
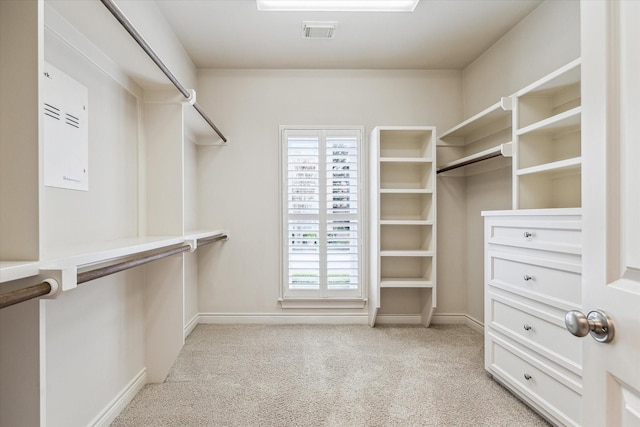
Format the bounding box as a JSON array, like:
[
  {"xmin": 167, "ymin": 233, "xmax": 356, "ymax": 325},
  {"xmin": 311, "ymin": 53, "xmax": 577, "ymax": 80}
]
[{"xmin": 302, "ymin": 21, "xmax": 338, "ymax": 39}]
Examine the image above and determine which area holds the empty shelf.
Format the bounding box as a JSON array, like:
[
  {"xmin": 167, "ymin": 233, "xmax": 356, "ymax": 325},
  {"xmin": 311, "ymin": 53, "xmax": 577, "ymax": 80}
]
[
  {"xmin": 380, "ymin": 278, "xmax": 434, "ymax": 288},
  {"xmin": 439, "ymin": 98, "xmax": 512, "ymax": 142}
]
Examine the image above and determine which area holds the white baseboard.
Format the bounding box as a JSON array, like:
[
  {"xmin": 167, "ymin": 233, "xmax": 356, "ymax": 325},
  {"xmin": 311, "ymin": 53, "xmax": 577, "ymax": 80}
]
[
  {"xmin": 431, "ymin": 313, "xmax": 484, "ymax": 334},
  {"xmin": 374, "ymin": 314, "xmax": 484, "ymax": 333},
  {"xmin": 184, "ymin": 314, "xmax": 199, "ymax": 338},
  {"xmin": 90, "ymin": 368, "xmax": 146, "ymax": 427},
  {"xmin": 375, "ymin": 315, "xmax": 422, "ymax": 324},
  {"xmin": 195, "ymin": 313, "xmax": 484, "ymax": 331},
  {"xmin": 198, "ymin": 313, "xmax": 368, "ymax": 325}
]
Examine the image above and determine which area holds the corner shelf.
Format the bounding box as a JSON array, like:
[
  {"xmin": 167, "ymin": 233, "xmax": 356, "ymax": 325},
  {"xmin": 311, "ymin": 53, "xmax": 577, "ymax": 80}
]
[
  {"xmin": 437, "ymin": 98, "xmax": 513, "ymax": 176},
  {"xmin": 439, "ymin": 97, "xmax": 512, "ymax": 144}
]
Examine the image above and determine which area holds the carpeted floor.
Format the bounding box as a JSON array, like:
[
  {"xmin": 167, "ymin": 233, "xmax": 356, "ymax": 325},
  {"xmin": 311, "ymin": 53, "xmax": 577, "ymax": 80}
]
[{"xmin": 111, "ymin": 324, "xmax": 549, "ymax": 426}]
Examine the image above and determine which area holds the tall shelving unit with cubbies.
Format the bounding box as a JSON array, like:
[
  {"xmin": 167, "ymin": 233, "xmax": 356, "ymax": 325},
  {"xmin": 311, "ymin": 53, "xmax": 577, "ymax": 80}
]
[
  {"xmin": 369, "ymin": 126, "xmax": 436, "ymax": 327},
  {"xmin": 512, "ymin": 59, "xmax": 582, "ymax": 209}
]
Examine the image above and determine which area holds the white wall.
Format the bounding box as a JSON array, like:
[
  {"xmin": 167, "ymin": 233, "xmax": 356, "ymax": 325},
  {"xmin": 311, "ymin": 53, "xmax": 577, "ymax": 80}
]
[
  {"xmin": 42, "ymin": 31, "xmax": 139, "ymax": 255},
  {"xmin": 39, "ymin": 14, "xmax": 146, "ymax": 427},
  {"xmin": 196, "ymin": 69, "xmax": 462, "ymax": 317},
  {"xmin": 184, "ymin": 138, "xmax": 199, "ymax": 329},
  {"xmin": 463, "ymin": 0, "xmax": 581, "ymax": 117}
]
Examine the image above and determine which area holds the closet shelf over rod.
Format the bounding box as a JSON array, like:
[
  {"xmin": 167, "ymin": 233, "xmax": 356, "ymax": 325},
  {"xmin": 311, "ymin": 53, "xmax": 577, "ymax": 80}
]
[
  {"xmin": 437, "ymin": 142, "xmax": 512, "ymax": 174},
  {"xmin": 0, "ymin": 233, "xmax": 229, "ymax": 310},
  {"xmin": 99, "ymin": 0, "xmax": 227, "ymax": 143}
]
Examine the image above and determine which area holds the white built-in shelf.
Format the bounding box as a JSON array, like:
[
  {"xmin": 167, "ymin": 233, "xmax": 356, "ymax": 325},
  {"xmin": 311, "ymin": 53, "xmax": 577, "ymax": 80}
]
[
  {"xmin": 370, "ymin": 126, "xmax": 436, "ymax": 327},
  {"xmin": 0, "ymin": 261, "xmax": 41, "ymax": 284},
  {"xmin": 42, "ymin": 236, "xmax": 187, "ymax": 269},
  {"xmin": 437, "ymin": 142, "xmax": 512, "ymax": 174},
  {"xmin": 184, "ymin": 230, "xmax": 228, "ymax": 241},
  {"xmin": 380, "ymin": 279, "xmax": 434, "ymax": 288},
  {"xmin": 1, "ymin": 230, "xmax": 228, "ymax": 284},
  {"xmin": 44, "ymin": 230, "xmax": 228, "ymax": 268},
  {"xmin": 380, "ymin": 250, "xmax": 434, "ymax": 257},
  {"xmin": 380, "ymin": 157, "xmax": 433, "ymax": 163},
  {"xmin": 513, "ymin": 59, "xmax": 582, "ymax": 210},
  {"xmin": 516, "ymin": 107, "xmax": 581, "ymax": 136},
  {"xmin": 380, "ymin": 220, "xmax": 433, "ymax": 225},
  {"xmin": 439, "ymin": 97, "xmax": 512, "ymax": 143},
  {"xmin": 516, "ymin": 157, "xmax": 582, "ymax": 176},
  {"xmin": 515, "ymin": 58, "xmax": 581, "ymax": 97},
  {"xmin": 379, "ymin": 189, "xmax": 433, "ymax": 194}
]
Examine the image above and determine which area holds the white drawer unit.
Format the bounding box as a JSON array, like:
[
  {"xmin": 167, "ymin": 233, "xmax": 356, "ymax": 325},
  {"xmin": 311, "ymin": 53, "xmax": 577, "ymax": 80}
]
[
  {"xmin": 483, "ymin": 209, "xmax": 582, "ymax": 426},
  {"xmin": 490, "ymin": 251, "xmax": 581, "ymax": 307},
  {"xmin": 487, "ymin": 333, "xmax": 582, "ymax": 427}
]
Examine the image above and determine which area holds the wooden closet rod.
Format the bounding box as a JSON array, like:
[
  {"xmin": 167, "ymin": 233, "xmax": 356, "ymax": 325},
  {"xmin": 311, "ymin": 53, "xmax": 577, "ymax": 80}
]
[
  {"xmin": 436, "ymin": 151, "xmax": 502, "ymax": 174},
  {"xmin": 99, "ymin": 0, "xmax": 227, "ymax": 143},
  {"xmin": 0, "ymin": 234, "xmax": 229, "ymax": 310},
  {"xmin": 0, "ymin": 282, "xmax": 53, "ymax": 311},
  {"xmin": 76, "ymin": 244, "xmax": 191, "ymax": 284}
]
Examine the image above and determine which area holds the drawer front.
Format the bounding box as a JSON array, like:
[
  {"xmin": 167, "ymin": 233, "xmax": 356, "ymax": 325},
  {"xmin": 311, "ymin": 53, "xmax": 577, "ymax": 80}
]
[
  {"xmin": 490, "ymin": 295, "xmax": 582, "ymax": 367},
  {"xmin": 488, "ymin": 336, "xmax": 582, "ymax": 426},
  {"xmin": 487, "ymin": 218, "xmax": 581, "ymax": 254},
  {"xmin": 491, "ymin": 253, "xmax": 581, "ymax": 306}
]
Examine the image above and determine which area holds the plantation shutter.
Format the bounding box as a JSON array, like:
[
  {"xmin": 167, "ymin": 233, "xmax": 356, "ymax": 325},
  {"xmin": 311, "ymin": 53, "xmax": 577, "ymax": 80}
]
[{"xmin": 282, "ymin": 128, "xmax": 362, "ymax": 299}]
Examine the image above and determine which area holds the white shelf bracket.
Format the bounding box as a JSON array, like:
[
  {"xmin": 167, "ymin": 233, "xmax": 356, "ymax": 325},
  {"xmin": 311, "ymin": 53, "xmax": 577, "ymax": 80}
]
[
  {"xmin": 39, "ymin": 266, "xmax": 77, "ymax": 294},
  {"xmin": 500, "ymin": 96, "xmax": 513, "ymax": 111},
  {"xmin": 185, "ymin": 238, "xmax": 198, "ymax": 253}
]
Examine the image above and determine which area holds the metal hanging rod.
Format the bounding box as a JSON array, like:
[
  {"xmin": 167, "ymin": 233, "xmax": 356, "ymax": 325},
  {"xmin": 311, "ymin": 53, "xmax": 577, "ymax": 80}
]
[
  {"xmin": 0, "ymin": 234, "xmax": 229, "ymax": 310},
  {"xmin": 196, "ymin": 233, "xmax": 228, "ymax": 247},
  {"xmin": 99, "ymin": 0, "xmax": 227, "ymax": 143}
]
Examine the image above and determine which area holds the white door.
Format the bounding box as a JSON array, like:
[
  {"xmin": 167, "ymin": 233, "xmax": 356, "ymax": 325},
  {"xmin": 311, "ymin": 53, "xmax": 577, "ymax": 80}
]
[{"xmin": 580, "ymin": 1, "xmax": 640, "ymax": 425}]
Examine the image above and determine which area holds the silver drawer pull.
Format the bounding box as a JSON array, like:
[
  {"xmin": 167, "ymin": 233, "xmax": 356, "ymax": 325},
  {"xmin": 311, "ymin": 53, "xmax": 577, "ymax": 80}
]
[
  {"xmin": 523, "ymin": 324, "xmax": 532, "ymax": 331},
  {"xmin": 523, "ymin": 231, "xmax": 534, "ymax": 238},
  {"xmin": 524, "ymin": 373, "xmax": 532, "ymax": 381},
  {"xmin": 523, "ymin": 274, "xmax": 533, "ymax": 281}
]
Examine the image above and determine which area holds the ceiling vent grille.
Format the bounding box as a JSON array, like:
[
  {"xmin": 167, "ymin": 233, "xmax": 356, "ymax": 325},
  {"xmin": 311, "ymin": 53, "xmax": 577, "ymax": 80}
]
[{"xmin": 302, "ymin": 21, "xmax": 338, "ymax": 39}]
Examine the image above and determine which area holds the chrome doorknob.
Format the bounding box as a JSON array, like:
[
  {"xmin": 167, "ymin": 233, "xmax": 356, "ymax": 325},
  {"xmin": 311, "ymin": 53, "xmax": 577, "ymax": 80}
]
[{"xmin": 565, "ymin": 309, "xmax": 615, "ymax": 343}]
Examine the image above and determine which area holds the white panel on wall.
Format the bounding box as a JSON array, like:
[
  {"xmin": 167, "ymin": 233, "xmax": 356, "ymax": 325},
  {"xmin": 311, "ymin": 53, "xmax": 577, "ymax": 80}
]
[{"xmin": 43, "ymin": 62, "xmax": 88, "ymax": 191}]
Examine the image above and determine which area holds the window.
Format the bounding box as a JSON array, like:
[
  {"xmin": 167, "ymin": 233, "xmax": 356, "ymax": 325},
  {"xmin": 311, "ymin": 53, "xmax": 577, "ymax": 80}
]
[{"xmin": 280, "ymin": 127, "xmax": 364, "ymax": 302}]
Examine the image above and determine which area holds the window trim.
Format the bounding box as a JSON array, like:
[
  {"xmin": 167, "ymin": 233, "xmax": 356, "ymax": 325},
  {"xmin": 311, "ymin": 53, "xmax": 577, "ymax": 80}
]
[{"xmin": 279, "ymin": 125, "xmax": 367, "ymax": 305}]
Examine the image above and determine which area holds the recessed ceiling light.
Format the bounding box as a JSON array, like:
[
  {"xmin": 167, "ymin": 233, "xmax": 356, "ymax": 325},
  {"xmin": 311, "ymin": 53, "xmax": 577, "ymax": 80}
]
[{"xmin": 256, "ymin": 0, "xmax": 419, "ymax": 12}]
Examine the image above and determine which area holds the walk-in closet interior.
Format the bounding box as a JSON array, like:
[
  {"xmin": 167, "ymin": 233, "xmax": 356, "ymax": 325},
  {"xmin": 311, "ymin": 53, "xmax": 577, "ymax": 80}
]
[{"xmin": 3, "ymin": 0, "xmax": 636, "ymax": 426}]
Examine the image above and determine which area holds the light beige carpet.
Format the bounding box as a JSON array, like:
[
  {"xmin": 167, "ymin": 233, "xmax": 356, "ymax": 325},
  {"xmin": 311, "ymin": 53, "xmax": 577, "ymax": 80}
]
[{"xmin": 112, "ymin": 324, "xmax": 549, "ymax": 426}]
